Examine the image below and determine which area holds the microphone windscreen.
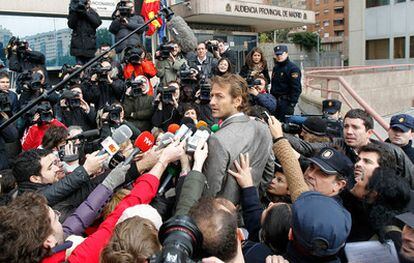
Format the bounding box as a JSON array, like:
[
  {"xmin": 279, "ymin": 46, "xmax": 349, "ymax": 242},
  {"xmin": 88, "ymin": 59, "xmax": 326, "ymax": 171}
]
[
  {"xmin": 181, "ymin": 117, "xmax": 194, "ymax": 126},
  {"xmin": 211, "ymin": 124, "xmax": 220, "ymax": 133},
  {"xmin": 196, "ymin": 120, "xmax": 208, "ymax": 129},
  {"xmin": 112, "ymin": 125, "xmax": 133, "ymax": 145},
  {"xmin": 167, "ymin": 16, "xmax": 197, "ymax": 53},
  {"xmin": 167, "ymin": 123, "xmax": 180, "ymax": 134},
  {"xmin": 134, "ymin": 131, "xmax": 155, "ymax": 152}
]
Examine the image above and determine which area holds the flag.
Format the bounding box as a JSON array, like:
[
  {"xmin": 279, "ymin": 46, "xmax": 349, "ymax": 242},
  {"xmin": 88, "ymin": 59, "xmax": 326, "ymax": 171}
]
[
  {"xmin": 141, "ymin": 0, "xmax": 163, "ymax": 36},
  {"xmin": 158, "ymin": 0, "xmax": 168, "ymax": 42}
]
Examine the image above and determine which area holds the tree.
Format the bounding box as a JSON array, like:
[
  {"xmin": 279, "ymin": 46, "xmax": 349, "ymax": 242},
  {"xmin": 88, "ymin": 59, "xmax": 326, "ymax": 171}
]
[
  {"xmin": 96, "ymin": 28, "xmax": 113, "ymax": 47},
  {"xmin": 289, "ymin": 32, "xmax": 318, "ymax": 52}
]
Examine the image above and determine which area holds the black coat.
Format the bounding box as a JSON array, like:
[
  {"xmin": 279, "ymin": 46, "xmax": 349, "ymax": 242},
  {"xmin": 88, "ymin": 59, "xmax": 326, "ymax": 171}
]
[
  {"xmin": 0, "ymin": 119, "xmax": 18, "ymax": 170},
  {"xmin": 270, "ymin": 58, "xmax": 302, "ymax": 104},
  {"xmin": 82, "ymin": 80, "xmax": 125, "ymax": 110},
  {"xmin": 60, "ymin": 105, "xmax": 97, "ymax": 131},
  {"xmin": 8, "ymin": 50, "xmax": 46, "ymax": 73},
  {"xmin": 68, "ymin": 9, "xmax": 102, "ymax": 58},
  {"xmin": 109, "ymin": 15, "xmax": 145, "ymax": 54},
  {"xmin": 385, "ymin": 139, "xmax": 414, "ymax": 164}
]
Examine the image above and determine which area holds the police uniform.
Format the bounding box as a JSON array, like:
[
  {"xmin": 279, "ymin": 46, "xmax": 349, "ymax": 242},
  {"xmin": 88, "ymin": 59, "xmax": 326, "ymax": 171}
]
[
  {"xmin": 386, "ymin": 114, "xmax": 414, "ymax": 163},
  {"xmin": 271, "ymin": 45, "xmax": 302, "ymax": 122},
  {"xmin": 322, "ymin": 99, "xmax": 343, "ymax": 138}
]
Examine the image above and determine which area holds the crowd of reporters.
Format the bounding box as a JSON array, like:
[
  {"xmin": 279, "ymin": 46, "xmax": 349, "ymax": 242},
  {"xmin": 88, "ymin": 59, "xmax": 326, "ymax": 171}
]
[{"xmin": 1, "ymin": 0, "xmax": 414, "ymax": 262}]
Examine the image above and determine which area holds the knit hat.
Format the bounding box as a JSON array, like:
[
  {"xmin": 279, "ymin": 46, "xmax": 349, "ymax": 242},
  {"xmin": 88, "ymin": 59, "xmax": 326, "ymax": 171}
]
[{"xmin": 302, "ymin": 117, "xmax": 327, "ymax": 136}]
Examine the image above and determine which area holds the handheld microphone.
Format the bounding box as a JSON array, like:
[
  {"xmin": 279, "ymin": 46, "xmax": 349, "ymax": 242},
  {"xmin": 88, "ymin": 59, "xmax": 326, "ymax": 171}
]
[
  {"xmin": 155, "ymin": 132, "xmax": 175, "ymax": 150},
  {"xmin": 173, "ymin": 124, "xmax": 190, "ymax": 140},
  {"xmin": 123, "ymin": 131, "xmax": 155, "ymax": 166},
  {"xmin": 98, "ymin": 125, "xmax": 133, "ymax": 156},
  {"xmin": 196, "ymin": 120, "xmax": 208, "ymax": 129},
  {"xmin": 167, "ymin": 123, "xmax": 180, "ymax": 134},
  {"xmin": 69, "ymin": 129, "xmax": 100, "ymax": 141},
  {"xmin": 186, "ymin": 126, "xmax": 210, "ymax": 154},
  {"xmin": 211, "ymin": 124, "xmax": 220, "ymax": 133}
]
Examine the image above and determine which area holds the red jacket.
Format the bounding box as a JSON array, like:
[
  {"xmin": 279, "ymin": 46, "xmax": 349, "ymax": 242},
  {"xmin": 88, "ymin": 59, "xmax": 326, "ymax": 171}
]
[
  {"xmin": 67, "ymin": 173, "xmax": 159, "ymax": 263},
  {"xmin": 21, "ymin": 119, "xmax": 67, "ymax": 151},
  {"xmin": 123, "ymin": 60, "xmax": 157, "ymax": 96}
]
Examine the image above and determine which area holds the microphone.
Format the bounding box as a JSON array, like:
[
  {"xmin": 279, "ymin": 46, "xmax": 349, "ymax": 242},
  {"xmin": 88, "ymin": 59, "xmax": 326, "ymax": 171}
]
[
  {"xmin": 186, "ymin": 126, "xmax": 210, "ymax": 154},
  {"xmin": 98, "ymin": 125, "xmax": 133, "ymax": 156},
  {"xmin": 211, "ymin": 124, "xmax": 220, "ymax": 133},
  {"xmin": 123, "ymin": 131, "xmax": 155, "ymax": 166},
  {"xmin": 196, "ymin": 120, "xmax": 208, "ymax": 129},
  {"xmin": 69, "ymin": 129, "xmax": 100, "ymax": 141},
  {"xmin": 167, "ymin": 16, "xmax": 197, "ymax": 53},
  {"xmin": 155, "ymin": 132, "xmax": 175, "ymax": 150},
  {"xmin": 167, "ymin": 123, "xmax": 180, "ymax": 134},
  {"xmin": 158, "ymin": 166, "xmax": 179, "ymax": 195}
]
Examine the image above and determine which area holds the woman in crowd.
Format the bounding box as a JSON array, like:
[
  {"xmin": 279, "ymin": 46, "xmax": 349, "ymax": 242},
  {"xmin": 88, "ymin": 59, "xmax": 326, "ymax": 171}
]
[{"xmin": 239, "ymin": 47, "xmax": 270, "ymax": 84}]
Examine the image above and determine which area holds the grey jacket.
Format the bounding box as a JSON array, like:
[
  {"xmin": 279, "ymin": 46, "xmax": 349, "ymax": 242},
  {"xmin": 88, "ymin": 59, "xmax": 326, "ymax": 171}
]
[
  {"xmin": 156, "ymin": 56, "xmax": 187, "ymax": 87},
  {"xmin": 286, "ymin": 134, "xmax": 414, "ymax": 188},
  {"xmin": 202, "ymin": 114, "xmax": 275, "ymax": 204}
]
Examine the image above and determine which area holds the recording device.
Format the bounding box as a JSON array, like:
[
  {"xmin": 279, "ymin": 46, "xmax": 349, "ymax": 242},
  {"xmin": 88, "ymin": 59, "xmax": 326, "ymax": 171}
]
[
  {"xmin": 123, "ymin": 131, "xmax": 155, "ymax": 166},
  {"xmin": 159, "ymin": 43, "xmax": 175, "ymax": 59},
  {"xmin": 211, "ymin": 124, "xmax": 220, "ymax": 133},
  {"xmin": 156, "ymin": 132, "xmax": 175, "ymax": 150},
  {"xmin": 173, "ymin": 124, "xmax": 190, "ymax": 141},
  {"xmin": 148, "ymin": 215, "xmax": 203, "ymax": 263},
  {"xmin": 0, "ymin": 92, "xmax": 11, "ymax": 113},
  {"xmin": 205, "ymin": 40, "xmax": 218, "ymax": 53},
  {"xmin": 167, "ymin": 16, "xmax": 197, "ymax": 54},
  {"xmin": 35, "ymin": 102, "xmax": 53, "ymax": 124},
  {"xmin": 90, "ymin": 64, "xmax": 111, "ymax": 82},
  {"xmin": 199, "ymin": 77, "xmax": 211, "ymax": 102},
  {"xmin": 5, "ymin": 37, "xmax": 29, "ymax": 59},
  {"xmin": 16, "ymin": 71, "xmax": 43, "ymax": 93},
  {"xmin": 105, "ymin": 151, "xmax": 126, "ymax": 170},
  {"xmin": 168, "ymin": 123, "xmax": 180, "ymax": 134},
  {"xmin": 160, "ymin": 85, "xmax": 176, "ymax": 104},
  {"xmin": 103, "ymin": 104, "xmax": 122, "ymax": 124},
  {"xmin": 246, "ymin": 75, "xmax": 262, "ymax": 88},
  {"xmin": 98, "ymin": 124, "xmax": 133, "ymax": 156},
  {"xmin": 60, "ymin": 64, "xmax": 82, "ymax": 88},
  {"xmin": 282, "ymin": 123, "xmax": 302, "ymax": 134},
  {"xmin": 69, "ymin": 0, "xmax": 88, "ymax": 12},
  {"xmin": 69, "ymin": 129, "xmax": 100, "ymax": 141},
  {"xmin": 186, "ymin": 127, "xmax": 210, "ymax": 154},
  {"xmin": 261, "ymin": 111, "xmax": 271, "ymax": 124},
  {"xmin": 124, "ymin": 47, "xmax": 144, "ymax": 64},
  {"xmin": 179, "ymin": 63, "xmax": 197, "ymax": 80},
  {"xmin": 61, "ymin": 90, "xmax": 81, "ymax": 109},
  {"xmin": 126, "ymin": 78, "xmax": 146, "ymax": 97},
  {"xmin": 112, "ymin": 0, "xmax": 133, "ymax": 19},
  {"xmin": 30, "ymin": 72, "xmax": 43, "ymax": 90}
]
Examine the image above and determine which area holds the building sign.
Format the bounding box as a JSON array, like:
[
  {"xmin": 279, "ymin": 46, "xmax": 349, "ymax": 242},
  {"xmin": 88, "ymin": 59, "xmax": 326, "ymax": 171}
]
[
  {"xmin": 225, "ymin": 2, "xmax": 309, "ymax": 21},
  {"xmin": 91, "ymin": 0, "xmax": 118, "ymax": 18}
]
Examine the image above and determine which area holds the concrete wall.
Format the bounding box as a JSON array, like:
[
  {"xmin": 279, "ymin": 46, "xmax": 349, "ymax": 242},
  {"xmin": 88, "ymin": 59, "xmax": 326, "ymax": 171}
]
[{"xmin": 348, "ymin": 0, "xmax": 364, "ymax": 66}]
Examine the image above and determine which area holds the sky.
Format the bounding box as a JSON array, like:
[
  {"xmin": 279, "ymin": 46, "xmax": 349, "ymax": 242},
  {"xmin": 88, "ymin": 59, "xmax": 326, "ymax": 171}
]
[{"xmin": 0, "ymin": 15, "xmax": 111, "ymax": 38}]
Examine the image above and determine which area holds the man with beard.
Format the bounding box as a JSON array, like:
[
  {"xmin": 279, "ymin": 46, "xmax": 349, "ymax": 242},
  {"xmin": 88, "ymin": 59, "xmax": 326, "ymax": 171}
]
[{"xmin": 396, "ymin": 212, "xmax": 414, "ymax": 262}]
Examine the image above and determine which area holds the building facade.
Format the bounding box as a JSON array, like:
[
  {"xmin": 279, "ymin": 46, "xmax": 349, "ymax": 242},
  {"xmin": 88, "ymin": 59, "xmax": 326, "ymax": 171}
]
[
  {"xmin": 306, "ymin": 0, "xmax": 348, "ymax": 58},
  {"xmin": 349, "ymin": 0, "xmax": 414, "ymax": 66}
]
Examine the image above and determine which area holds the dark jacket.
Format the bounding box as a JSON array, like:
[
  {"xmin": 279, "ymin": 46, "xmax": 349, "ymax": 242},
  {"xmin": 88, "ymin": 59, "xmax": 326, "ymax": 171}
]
[
  {"xmin": 0, "ymin": 119, "xmax": 18, "ymax": 170},
  {"xmin": 109, "ymin": 15, "xmax": 145, "ymax": 54},
  {"xmin": 188, "ymin": 56, "xmax": 218, "ymax": 79},
  {"xmin": 67, "ymin": 8, "xmax": 102, "ymax": 58},
  {"xmin": 152, "ymin": 103, "xmax": 182, "ymax": 132},
  {"xmin": 196, "ymin": 102, "xmax": 217, "ymax": 126},
  {"xmin": 239, "ymin": 64, "xmax": 271, "ymax": 85},
  {"xmin": 123, "ymin": 94, "xmax": 154, "ymax": 132},
  {"xmin": 8, "ymin": 50, "xmax": 46, "ymax": 73},
  {"xmin": 82, "ymin": 80, "xmax": 124, "ymax": 110},
  {"xmin": 6, "ymin": 90, "xmax": 19, "ymax": 114},
  {"xmin": 287, "ymin": 135, "xmax": 414, "ymax": 188},
  {"xmin": 249, "ymin": 93, "xmax": 277, "ymax": 114},
  {"xmin": 240, "ymin": 186, "xmax": 263, "ymax": 242},
  {"xmin": 60, "ymin": 105, "xmax": 97, "ymax": 131},
  {"xmin": 385, "ymin": 138, "xmax": 414, "ymax": 164},
  {"xmin": 270, "ymin": 58, "xmax": 302, "ymax": 104}
]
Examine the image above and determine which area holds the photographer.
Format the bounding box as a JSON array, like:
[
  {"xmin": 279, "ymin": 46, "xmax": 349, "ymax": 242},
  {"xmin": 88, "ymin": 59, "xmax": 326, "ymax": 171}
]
[
  {"xmin": 123, "ymin": 75, "xmax": 154, "ymax": 132},
  {"xmin": 208, "ymin": 39, "xmax": 237, "ymax": 67},
  {"xmin": 58, "ymin": 84, "xmax": 97, "ymax": 131},
  {"xmin": 152, "ymin": 81, "xmax": 182, "ymax": 132},
  {"xmin": 247, "ymin": 76, "xmax": 277, "ymax": 115},
  {"xmin": 68, "ymin": 0, "xmax": 102, "ymax": 65},
  {"xmin": 188, "ymin": 42, "xmax": 218, "ymax": 79},
  {"xmin": 0, "ymin": 71, "xmax": 19, "ymax": 114},
  {"xmin": 82, "ymin": 60, "xmax": 125, "ymax": 110},
  {"xmin": 6, "ymin": 37, "xmax": 46, "ymax": 73},
  {"xmin": 156, "ymin": 41, "xmax": 187, "ymax": 87},
  {"xmin": 21, "ymin": 101, "xmax": 66, "ymax": 151},
  {"xmin": 109, "ymin": 0, "xmax": 146, "ymax": 54}
]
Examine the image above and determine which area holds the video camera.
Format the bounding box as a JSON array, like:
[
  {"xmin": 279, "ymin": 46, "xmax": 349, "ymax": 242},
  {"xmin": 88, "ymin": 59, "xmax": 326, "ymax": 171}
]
[
  {"xmin": 159, "ymin": 43, "xmax": 175, "ymax": 60},
  {"xmin": 179, "ymin": 63, "xmax": 198, "ymax": 81},
  {"xmin": 205, "ymin": 40, "xmax": 218, "ymax": 53},
  {"xmin": 5, "ymin": 37, "xmax": 28, "ymax": 59},
  {"xmin": 16, "ymin": 70, "xmax": 43, "ymax": 94},
  {"xmin": 126, "ymin": 77, "xmax": 146, "ymax": 97},
  {"xmin": 113, "ymin": 0, "xmax": 133, "ymax": 19},
  {"xmin": 124, "ymin": 47, "xmax": 144, "ymax": 64},
  {"xmin": 199, "ymin": 76, "xmax": 211, "ymax": 102},
  {"xmin": 69, "ymin": 0, "xmax": 88, "ymax": 12},
  {"xmin": 246, "ymin": 75, "xmax": 262, "ymax": 88},
  {"xmin": 35, "ymin": 102, "xmax": 53, "ymax": 124},
  {"xmin": 60, "ymin": 64, "xmax": 82, "ymax": 88},
  {"xmin": 148, "ymin": 215, "xmax": 203, "ymax": 263},
  {"xmin": 89, "ymin": 64, "xmax": 111, "ymax": 82},
  {"xmin": 0, "ymin": 91, "xmax": 11, "ymax": 113},
  {"xmin": 160, "ymin": 85, "xmax": 176, "ymax": 104},
  {"xmin": 61, "ymin": 89, "xmax": 81, "ymax": 109},
  {"xmin": 104, "ymin": 104, "xmax": 122, "ymax": 124}
]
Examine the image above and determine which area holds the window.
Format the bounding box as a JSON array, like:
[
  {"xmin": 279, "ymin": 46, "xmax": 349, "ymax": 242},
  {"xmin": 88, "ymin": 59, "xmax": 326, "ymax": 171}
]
[
  {"xmin": 316, "ymin": 0, "xmax": 320, "ymax": 5},
  {"xmin": 315, "ymin": 22, "xmax": 320, "ymax": 27},
  {"xmin": 366, "ymin": 39, "xmax": 390, "ymax": 59},
  {"xmin": 323, "ymin": 20, "xmax": 330, "ymax": 27},
  {"xmin": 333, "ymin": 19, "xmax": 345, "ymax": 26},
  {"xmin": 395, "ymin": 0, "xmax": 406, "ymax": 3},
  {"xmin": 324, "ymin": 9, "xmax": 329, "ymax": 14},
  {"xmin": 334, "ymin": 7, "xmax": 344, "ymax": 13},
  {"xmin": 366, "ymin": 0, "xmax": 390, "ymax": 8},
  {"xmin": 334, "ymin": 30, "xmax": 345, "ymax": 36},
  {"xmin": 410, "ymin": 36, "xmax": 414, "ymax": 58},
  {"xmin": 324, "ymin": 32, "xmax": 330, "ymax": 38},
  {"xmin": 324, "ymin": 0, "xmax": 329, "ymax": 3},
  {"xmin": 394, "ymin": 37, "xmax": 405, "ymax": 58}
]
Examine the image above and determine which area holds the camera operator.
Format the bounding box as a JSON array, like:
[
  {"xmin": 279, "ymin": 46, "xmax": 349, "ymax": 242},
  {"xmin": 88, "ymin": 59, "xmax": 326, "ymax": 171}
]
[
  {"xmin": 0, "ymin": 92, "xmax": 19, "ymax": 169},
  {"xmin": 58, "ymin": 84, "xmax": 97, "ymax": 131},
  {"xmin": 0, "ymin": 71, "xmax": 19, "ymax": 114},
  {"xmin": 109, "ymin": 0, "xmax": 146, "ymax": 54},
  {"xmin": 99, "ymin": 102, "xmax": 141, "ymax": 140},
  {"xmin": 193, "ymin": 77, "xmax": 217, "ymax": 126},
  {"xmin": 21, "ymin": 101, "xmax": 66, "ymax": 151},
  {"xmin": 188, "ymin": 42, "xmax": 218, "ymax": 79},
  {"xmin": 247, "ymin": 76, "xmax": 277, "ymax": 114},
  {"xmin": 123, "ymin": 46, "xmax": 157, "ymax": 95},
  {"xmin": 152, "ymin": 81, "xmax": 182, "ymax": 132},
  {"xmin": 156, "ymin": 41, "xmax": 187, "ymax": 87},
  {"xmin": 96, "ymin": 43, "xmax": 124, "ymax": 79},
  {"xmin": 83, "ymin": 60, "xmax": 124, "ymax": 110},
  {"xmin": 123, "ymin": 75, "xmax": 154, "ymax": 132},
  {"xmin": 6, "ymin": 37, "xmax": 46, "ymax": 74},
  {"xmin": 68, "ymin": 0, "xmax": 102, "ymax": 65},
  {"xmin": 208, "ymin": 39, "xmax": 237, "ymax": 67}
]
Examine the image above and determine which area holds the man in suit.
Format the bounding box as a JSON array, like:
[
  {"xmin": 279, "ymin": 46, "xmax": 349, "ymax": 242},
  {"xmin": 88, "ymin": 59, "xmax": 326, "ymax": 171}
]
[{"xmin": 202, "ymin": 74, "xmax": 274, "ymax": 204}]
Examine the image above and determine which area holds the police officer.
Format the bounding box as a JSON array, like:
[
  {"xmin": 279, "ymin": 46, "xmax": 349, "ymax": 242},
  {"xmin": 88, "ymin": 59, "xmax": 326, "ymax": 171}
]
[
  {"xmin": 386, "ymin": 114, "xmax": 414, "ymax": 163},
  {"xmin": 271, "ymin": 45, "xmax": 302, "ymax": 122},
  {"xmin": 322, "ymin": 99, "xmax": 343, "ymax": 138}
]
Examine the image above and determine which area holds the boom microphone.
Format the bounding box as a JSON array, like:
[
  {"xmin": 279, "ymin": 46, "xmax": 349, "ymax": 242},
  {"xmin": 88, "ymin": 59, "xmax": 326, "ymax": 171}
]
[
  {"xmin": 98, "ymin": 125, "xmax": 133, "ymax": 156},
  {"xmin": 124, "ymin": 131, "xmax": 155, "ymax": 166},
  {"xmin": 69, "ymin": 129, "xmax": 100, "ymax": 141},
  {"xmin": 167, "ymin": 16, "xmax": 197, "ymax": 53}
]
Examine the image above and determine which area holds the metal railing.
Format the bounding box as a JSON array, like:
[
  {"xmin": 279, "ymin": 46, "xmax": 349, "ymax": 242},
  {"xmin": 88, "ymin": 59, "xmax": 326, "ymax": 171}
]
[{"xmin": 302, "ymin": 64, "xmax": 414, "ymax": 140}]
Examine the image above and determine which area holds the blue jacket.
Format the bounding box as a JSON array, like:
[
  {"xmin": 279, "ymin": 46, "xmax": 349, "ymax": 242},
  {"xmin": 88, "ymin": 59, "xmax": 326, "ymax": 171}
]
[{"xmin": 271, "ymin": 58, "xmax": 302, "ymax": 104}]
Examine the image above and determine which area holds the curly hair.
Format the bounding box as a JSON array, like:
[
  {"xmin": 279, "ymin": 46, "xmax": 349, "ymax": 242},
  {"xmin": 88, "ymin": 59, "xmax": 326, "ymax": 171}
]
[
  {"xmin": 100, "ymin": 216, "xmax": 161, "ymax": 263},
  {"xmin": 365, "ymin": 168, "xmax": 410, "ymax": 242},
  {"xmin": 358, "ymin": 143, "xmax": 397, "ymax": 168},
  {"xmin": 0, "ymin": 192, "xmax": 52, "ymax": 263},
  {"xmin": 41, "ymin": 126, "xmax": 68, "ymax": 150},
  {"xmin": 245, "ymin": 47, "xmax": 267, "ymax": 69}
]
